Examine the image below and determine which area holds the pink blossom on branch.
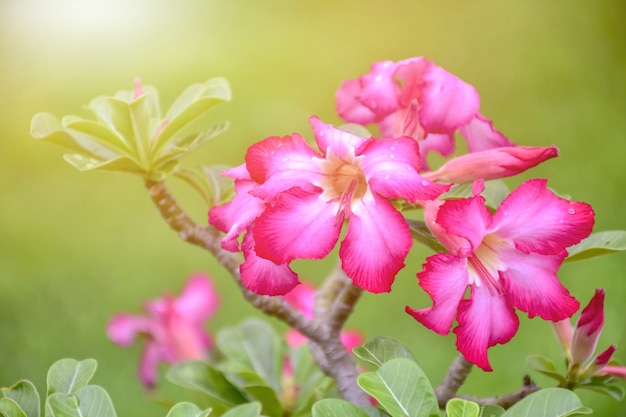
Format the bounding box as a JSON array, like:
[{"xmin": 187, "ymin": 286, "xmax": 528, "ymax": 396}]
[
  {"xmin": 336, "ymin": 57, "xmax": 514, "ymax": 170},
  {"xmin": 210, "ymin": 116, "xmax": 449, "ymax": 295},
  {"xmin": 406, "ymin": 179, "xmax": 594, "ymax": 371},
  {"xmin": 107, "ymin": 274, "xmax": 219, "ymax": 389}
]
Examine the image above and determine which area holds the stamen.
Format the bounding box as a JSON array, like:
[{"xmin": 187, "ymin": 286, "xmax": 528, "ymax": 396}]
[{"xmin": 468, "ymin": 256, "xmax": 502, "ymax": 296}]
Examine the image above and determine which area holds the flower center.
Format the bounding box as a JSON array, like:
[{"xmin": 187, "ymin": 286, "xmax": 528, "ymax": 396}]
[{"xmin": 467, "ymin": 233, "xmax": 507, "ymax": 296}]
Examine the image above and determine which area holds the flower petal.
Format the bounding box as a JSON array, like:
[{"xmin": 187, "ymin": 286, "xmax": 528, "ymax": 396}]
[
  {"xmin": 340, "ymin": 330, "xmax": 365, "ymax": 351},
  {"xmin": 416, "ymin": 133, "xmax": 456, "ymax": 171},
  {"xmin": 138, "ymin": 342, "xmax": 163, "ymax": 389},
  {"xmin": 459, "ymin": 113, "xmax": 515, "ymax": 152},
  {"xmin": 336, "ymin": 79, "xmax": 378, "ymax": 124},
  {"xmin": 339, "ymin": 194, "xmax": 411, "ymax": 293},
  {"xmin": 175, "ymin": 274, "xmax": 220, "ymax": 321},
  {"xmin": 282, "ymin": 281, "xmax": 316, "ymax": 319},
  {"xmin": 253, "ymin": 188, "xmax": 342, "ymax": 264},
  {"xmin": 491, "ymin": 179, "xmax": 595, "ymax": 255},
  {"xmin": 436, "ymin": 196, "xmax": 491, "ymax": 254},
  {"xmin": 209, "ymin": 178, "xmax": 265, "ymax": 252},
  {"xmin": 406, "ymin": 253, "xmax": 468, "ymax": 335},
  {"xmin": 240, "ymin": 232, "xmax": 300, "ymax": 296},
  {"xmin": 245, "ymin": 133, "xmax": 321, "ymax": 193},
  {"xmin": 419, "ymin": 63, "xmax": 480, "ymax": 133},
  {"xmin": 358, "ymin": 137, "xmax": 449, "ymax": 202},
  {"xmin": 310, "ymin": 116, "xmax": 367, "ymax": 159},
  {"xmin": 454, "ymin": 285, "xmax": 519, "ymax": 371},
  {"xmin": 357, "ymin": 60, "xmax": 401, "ymax": 118},
  {"xmin": 107, "ymin": 314, "xmax": 156, "ymax": 346},
  {"xmin": 500, "ymin": 249, "xmax": 578, "ymax": 321}
]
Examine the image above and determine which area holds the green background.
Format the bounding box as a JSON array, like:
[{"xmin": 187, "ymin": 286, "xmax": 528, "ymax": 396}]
[{"xmin": 1, "ymin": 0, "xmax": 625, "ymax": 415}]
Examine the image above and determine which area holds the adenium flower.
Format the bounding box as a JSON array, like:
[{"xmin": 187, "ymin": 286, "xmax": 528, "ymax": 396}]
[
  {"xmin": 336, "ymin": 57, "xmax": 513, "ymax": 170},
  {"xmin": 107, "ymin": 274, "xmax": 219, "ymax": 389},
  {"xmin": 210, "ymin": 116, "xmax": 449, "ymax": 295},
  {"xmin": 406, "ymin": 179, "xmax": 594, "ymax": 371},
  {"xmin": 283, "ymin": 281, "xmax": 364, "ymax": 350},
  {"xmin": 552, "ymin": 289, "xmax": 626, "ymax": 381}
]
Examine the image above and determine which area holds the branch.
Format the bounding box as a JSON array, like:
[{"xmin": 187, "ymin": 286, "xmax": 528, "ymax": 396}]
[
  {"xmin": 456, "ymin": 375, "xmax": 540, "ymax": 409},
  {"xmin": 435, "ymin": 355, "xmax": 474, "ymax": 408}
]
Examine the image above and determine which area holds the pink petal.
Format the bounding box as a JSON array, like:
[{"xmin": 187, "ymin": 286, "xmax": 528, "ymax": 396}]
[
  {"xmin": 416, "ymin": 133, "xmax": 456, "ymax": 171},
  {"xmin": 599, "ymin": 365, "xmax": 626, "ymax": 379},
  {"xmin": 500, "ymin": 249, "xmax": 579, "ymax": 321},
  {"xmin": 309, "ymin": 116, "xmax": 367, "ymax": 159},
  {"xmin": 406, "ymin": 254, "xmax": 469, "ymax": 334},
  {"xmin": 459, "ymin": 113, "xmax": 515, "ymax": 152},
  {"xmin": 422, "ymin": 200, "xmax": 473, "ymax": 255},
  {"xmin": 245, "ymin": 133, "xmax": 321, "ymax": 190},
  {"xmin": 571, "ymin": 289, "xmax": 605, "ymax": 364},
  {"xmin": 107, "ymin": 314, "xmax": 156, "ymax": 346},
  {"xmin": 253, "ymin": 188, "xmax": 342, "ymax": 264},
  {"xmin": 419, "ymin": 63, "xmax": 480, "ymax": 133},
  {"xmin": 454, "ymin": 285, "xmax": 519, "ymax": 371},
  {"xmin": 138, "ymin": 342, "xmax": 163, "ymax": 389},
  {"xmin": 340, "ymin": 330, "xmax": 365, "ymax": 351},
  {"xmin": 286, "ymin": 329, "xmax": 309, "ymax": 348},
  {"xmin": 394, "ymin": 57, "xmax": 428, "ymax": 106},
  {"xmin": 240, "ymin": 232, "xmax": 300, "ymax": 296},
  {"xmin": 339, "ymin": 194, "xmax": 412, "ymax": 293},
  {"xmin": 175, "ymin": 274, "xmax": 220, "ymax": 321},
  {"xmin": 282, "ymin": 281, "xmax": 316, "ymax": 319},
  {"xmin": 209, "ymin": 178, "xmax": 265, "ymax": 252},
  {"xmin": 358, "ymin": 137, "xmax": 449, "ymax": 202},
  {"xmin": 357, "ymin": 60, "xmax": 401, "ymax": 119},
  {"xmin": 336, "ymin": 78, "xmax": 379, "ymax": 125},
  {"xmin": 424, "ymin": 146, "xmax": 559, "ymax": 184},
  {"xmin": 491, "ymin": 179, "xmax": 595, "ymax": 255},
  {"xmin": 435, "ymin": 196, "xmax": 491, "ymax": 254}
]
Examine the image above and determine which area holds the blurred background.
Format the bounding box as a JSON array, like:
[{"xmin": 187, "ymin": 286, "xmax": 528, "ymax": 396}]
[{"xmin": 1, "ymin": 0, "xmax": 625, "ymax": 415}]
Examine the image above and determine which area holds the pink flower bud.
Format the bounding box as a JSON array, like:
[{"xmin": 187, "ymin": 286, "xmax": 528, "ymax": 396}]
[
  {"xmin": 600, "ymin": 364, "xmax": 626, "ymax": 379},
  {"xmin": 551, "ymin": 319, "xmax": 573, "ymax": 354},
  {"xmin": 423, "ymin": 145, "xmax": 558, "ymax": 184},
  {"xmin": 570, "ymin": 289, "xmax": 605, "ymax": 365}
]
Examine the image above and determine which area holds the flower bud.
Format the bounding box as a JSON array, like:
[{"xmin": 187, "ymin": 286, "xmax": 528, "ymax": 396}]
[
  {"xmin": 570, "ymin": 289, "xmax": 605, "ymax": 365},
  {"xmin": 551, "ymin": 319, "xmax": 573, "ymax": 356}
]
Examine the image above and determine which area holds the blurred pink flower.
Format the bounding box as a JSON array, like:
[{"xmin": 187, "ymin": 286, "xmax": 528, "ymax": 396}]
[
  {"xmin": 107, "ymin": 274, "xmax": 219, "ymax": 389},
  {"xmin": 406, "ymin": 179, "xmax": 594, "ymax": 371},
  {"xmin": 336, "ymin": 57, "xmax": 513, "ymax": 170}
]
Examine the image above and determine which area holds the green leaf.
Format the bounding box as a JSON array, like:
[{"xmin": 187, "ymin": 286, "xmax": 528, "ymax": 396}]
[
  {"xmin": 525, "ymin": 355, "xmax": 567, "ymax": 385},
  {"xmin": 312, "ymin": 399, "xmax": 371, "ymax": 417},
  {"xmin": 353, "ymin": 337, "xmax": 418, "ymax": 369},
  {"xmin": 576, "ymin": 377, "xmax": 625, "ymax": 401},
  {"xmin": 220, "ymin": 402, "xmax": 262, "ymax": 417},
  {"xmin": 46, "ymin": 358, "xmax": 97, "ymax": 395},
  {"xmin": 0, "ymin": 398, "xmax": 27, "ymax": 417},
  {"xmin": 357, "ymin": 358, "xmax": 439, "ymax": 417},
  {"xmin": 446, "ymin": 398, "xmax": 480, "ymax": 417},
  {"xmin": 173, "ymin": 164, "xmax": 233, "ymax": 208},
  {"xmin": 502, "ymin": 388, "xmax": 592, "ymax": 417},
  {"xmin": 0, "ymin": 380, "xmax": 40, "ymax": 417},
  {"xmin": 439, "ymin": 180, "xmax": 509, "ymax": 209},
  {"xmin": 479, "ymin": 404, "xmax": 505, "ymax": 417},
  {"xmin": 216, "ymin": 319, "xmax": 284, "ymax": 391},
  {"xmin": 565, "ymin": 231, "xmax": 626, "ymax": 263},
  {"xmin": 155, "ymin": 78, "xmax": 231, "ymax": 154},
  {"xmin": 165, "ymin": 402, "xmax": 212, "ymax": 417},
  {"xmin": 63, "ymin": 154, "xmax": 145, "ymax": 176},
  {"xmin": 225, "ymin": 371, "xmax": 283, "ymax": 417},
  {"xmin": 407, "ymin": 220, "xmax": 447, "ymax": 254},
  {"xmin": 362, "ymin": 407, "xmax": 392, "ymax": 417},
  {"xmin": 46, "ymin": 386, "xmax": 116, "ymax": 417},
  {"xmin": 166, "ymin": 361, "xmax": 248, "ymax": 409}
]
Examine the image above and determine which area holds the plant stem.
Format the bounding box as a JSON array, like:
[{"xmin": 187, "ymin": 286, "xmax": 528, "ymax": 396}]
[
  {"xmin": 145, "ymin": 180, "xmax": 370, "ymax": 406},
  {"xmin": 435, "ymin": 355, "xmax": 474, "ymax": 408},
  {"xmin": 456, "ymin": 375, "xmax": 540, "ymax": 409}
]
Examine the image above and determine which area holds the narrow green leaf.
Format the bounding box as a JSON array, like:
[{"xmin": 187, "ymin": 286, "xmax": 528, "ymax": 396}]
[
  {"xmin": 446, "ymin": 398, "xmax": 480, "ymax": 417},
  {"xmin": 362, "ymin": 407, "xmax": 392, "ymax": 417},
  {"xmin": 46, "ymin": 386, "xmax": 116, "ymax": 417},
  {"xmin": 565, "ymin": 231, "xmax": 626, "ymax": 263},
  {"xmin": 502, "ymin": 388, "xmax": 592, "ymax": 417},
  {"xmin": 62, "ymin": 154, "xmax": 145, "ymax": 176},
  {"xmin": 66, "ymin": 120, "xmax": 133, "ymax": 156},
  {"xmin": 220, "ymin": 402, "xmax": 262, "ymax": 417},
  {"xmin": 525, "ymin": 355, "xmax": 567, "ymax": 385},
  {"xmin": 353, "ymin": 337, "xmax": 417, "ymax": 368},
  {"xmin": 0, "ymin": 380, "xmax": 40, "ymax": 417},
  {"xmin": 88, "ymin": 96, "xmax": 139, "ymax": 155},
  {"xmin": 173, "ymin": 164, "xmax": 234, "ymax": 208},
  {"xmin": 439, "ymin": 180, "xmax": 509, "ymax": 208},
  {"xmin": 576, "ymin": 378, "xmax": 625, "ymax": 401},
  {"xmin": 166, "ymin": 361, "xmax": 248, "ymax": 407},
  {"xmin": 0, "ymin": 398, "xmax": 27, "ymax": 417},
  {"xmin": 216, "ymin": 319, "xmax": 283, "ymax": 391},
  {"xmin": 165, "ymin": 402, "xmax": 212, "ymax": 417},
  {"xmin": 479, "ymin": 404, "xmax": 505, "ymax": 417},
  {"xmin": 357, "ymin": 358, "xmax": 439, "ymax": 417},
  {"xmin": 312, "ymin": 399, "xmax": 371, "ymax": 417},
  {"xmin": 46, "ymin": 358, "xmax": 97, "ymax": 395}
]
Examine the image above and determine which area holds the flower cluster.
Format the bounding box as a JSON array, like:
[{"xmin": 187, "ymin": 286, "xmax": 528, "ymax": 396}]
[
  {"xmin": 107, "ymin": 274, "xmax": 219, "ymax": 388},
  {"xmin": 208, "ymin": 56, "xmax": 596, "ymax": 370}
]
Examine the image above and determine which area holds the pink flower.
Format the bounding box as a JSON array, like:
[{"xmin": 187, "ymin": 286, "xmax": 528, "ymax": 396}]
[
  {"xmin": 283, "ymin": 282, "xmax": 364, "ymax": 351},
  {"xmin": 107, "ymin": 274, "xmax": 219, "ymax": 389},
  {"xmin": 406, "ymin": 179, "xmax": 594, "ymax": 371},
  {"xmin": 570, "ymin": 289, "xmax": 605, "ymax": 365},
  {"xmin": 336, "ymin": 58, "xmax": 513, "ymax": 170},
  {"xmin": 210, "ymin": 116, "xmax": 449, "ymax": 294}
]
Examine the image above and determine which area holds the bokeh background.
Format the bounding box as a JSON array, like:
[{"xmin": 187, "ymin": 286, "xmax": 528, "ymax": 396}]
[{"xmin": 1, "ymin": 0, "xmax": 625, "ymax": 415}]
